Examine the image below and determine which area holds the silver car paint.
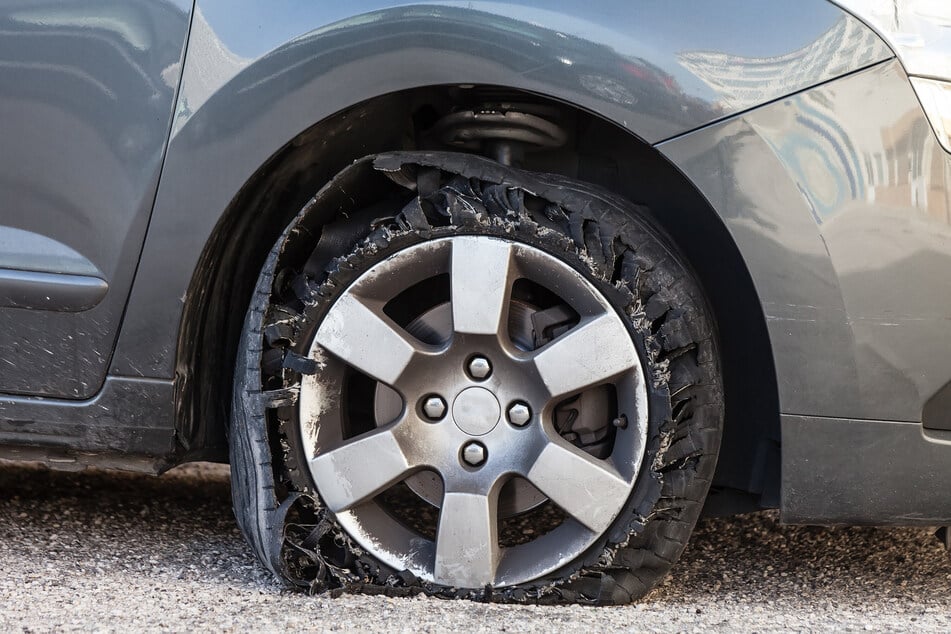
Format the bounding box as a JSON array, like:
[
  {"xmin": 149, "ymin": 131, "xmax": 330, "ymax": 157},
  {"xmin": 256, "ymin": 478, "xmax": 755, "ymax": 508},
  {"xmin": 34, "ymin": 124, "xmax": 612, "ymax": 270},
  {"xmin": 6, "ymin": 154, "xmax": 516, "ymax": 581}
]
[
  {"xmin": 0, "ymin": 0, "xmax": 192, "ymax": 398},
  {"xmin": 111, "ymin": 0, "xmax": 891, "ymax": 380},
  {"xmin": 660, "ymin": 59, "xmax": 951, "ymax": 423}
]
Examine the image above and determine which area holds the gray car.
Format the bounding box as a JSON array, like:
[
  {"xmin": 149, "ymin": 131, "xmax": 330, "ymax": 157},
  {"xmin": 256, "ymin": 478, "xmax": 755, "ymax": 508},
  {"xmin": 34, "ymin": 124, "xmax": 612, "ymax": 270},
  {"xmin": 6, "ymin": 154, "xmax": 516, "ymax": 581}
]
[{"xmin": 2, "ymin": 0, "xmax": 951, "ymax": 604}]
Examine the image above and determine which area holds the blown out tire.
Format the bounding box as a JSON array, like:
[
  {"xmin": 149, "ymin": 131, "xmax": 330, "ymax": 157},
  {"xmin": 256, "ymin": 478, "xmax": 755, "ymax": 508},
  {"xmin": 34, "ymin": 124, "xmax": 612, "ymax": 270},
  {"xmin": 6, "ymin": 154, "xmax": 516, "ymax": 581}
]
[{"xmin": 230, "ymin": 152, "xmax": 724, "ymax": 604}]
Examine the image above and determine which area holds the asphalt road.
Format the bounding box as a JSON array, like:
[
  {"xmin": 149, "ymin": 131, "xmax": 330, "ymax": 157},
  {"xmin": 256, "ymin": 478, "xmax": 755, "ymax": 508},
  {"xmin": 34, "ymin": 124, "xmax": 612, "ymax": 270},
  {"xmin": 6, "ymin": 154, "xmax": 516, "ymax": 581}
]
[{"xmin": 1, "ymin": 461, "xmax": 949, "ymax": 632}]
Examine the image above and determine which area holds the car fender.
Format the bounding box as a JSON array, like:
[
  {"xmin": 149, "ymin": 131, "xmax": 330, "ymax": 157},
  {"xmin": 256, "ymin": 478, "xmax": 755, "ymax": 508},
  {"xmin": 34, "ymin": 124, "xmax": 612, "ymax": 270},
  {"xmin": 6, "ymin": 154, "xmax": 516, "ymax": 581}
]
[{"xmin": 111, "ymin": 0, "xmax": 891, "ymax": 389}]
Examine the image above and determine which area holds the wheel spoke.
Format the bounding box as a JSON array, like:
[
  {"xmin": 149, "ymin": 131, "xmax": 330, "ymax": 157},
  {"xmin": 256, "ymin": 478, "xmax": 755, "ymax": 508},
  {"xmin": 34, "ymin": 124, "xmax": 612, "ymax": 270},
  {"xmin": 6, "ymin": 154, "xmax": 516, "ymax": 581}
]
[
  {"xmin": 315, "ymin": 293, "xmax": 421, "ymax": 386},
  {"xmin": 309, "ymin": 424, "xmax": 412, "ymax": 512},
  {"xmin": 450, "ymin": 237, "xmax": 514, "ymax": 336},
  {"xmin": 532, "ymin": 312, "xmax": 637, "ymax": 399},
  {"xmin": 434, "ymin": 489, "xmax": 500, "ymax": 588},
  {"xmin": 526, "ymin": 440, "xmax": 630, "ymax": 533}
]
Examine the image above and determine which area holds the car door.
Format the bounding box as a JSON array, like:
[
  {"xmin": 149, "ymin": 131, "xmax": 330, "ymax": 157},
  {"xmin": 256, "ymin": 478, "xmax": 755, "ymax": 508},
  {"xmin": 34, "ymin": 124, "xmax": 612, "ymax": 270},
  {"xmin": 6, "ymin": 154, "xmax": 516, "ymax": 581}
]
[{"xmin": 0, "ymin": 0, "xmax": 192, "ymax": 398}]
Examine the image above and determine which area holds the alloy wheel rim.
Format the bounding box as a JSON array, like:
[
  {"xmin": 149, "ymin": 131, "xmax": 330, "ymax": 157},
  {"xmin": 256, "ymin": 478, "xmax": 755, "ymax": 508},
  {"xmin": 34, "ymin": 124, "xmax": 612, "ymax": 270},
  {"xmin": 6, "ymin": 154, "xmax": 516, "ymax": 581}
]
[{"xmin": 298, "ymin": 235, "xmax": 649, "ymax": 588}]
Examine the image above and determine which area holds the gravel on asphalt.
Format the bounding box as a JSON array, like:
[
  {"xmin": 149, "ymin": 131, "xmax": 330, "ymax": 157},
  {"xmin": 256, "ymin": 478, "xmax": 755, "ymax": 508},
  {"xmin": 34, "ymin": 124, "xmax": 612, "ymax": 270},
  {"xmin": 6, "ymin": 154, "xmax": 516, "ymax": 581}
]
[{"xmin": 1, "ymin": 460, "xmax": 949, "ymax": 632}]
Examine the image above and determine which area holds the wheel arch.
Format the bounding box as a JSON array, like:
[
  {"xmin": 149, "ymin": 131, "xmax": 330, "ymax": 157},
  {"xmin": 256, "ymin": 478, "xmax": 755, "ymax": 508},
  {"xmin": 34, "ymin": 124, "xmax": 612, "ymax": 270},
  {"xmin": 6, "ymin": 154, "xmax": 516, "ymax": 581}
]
[
  {"xmin": 170, "ymin": 85, "xmax": 780, "ymax": 506},
  {"xmin": 109, "ymin": 0, "xmax": 880, "ymax": 483}
]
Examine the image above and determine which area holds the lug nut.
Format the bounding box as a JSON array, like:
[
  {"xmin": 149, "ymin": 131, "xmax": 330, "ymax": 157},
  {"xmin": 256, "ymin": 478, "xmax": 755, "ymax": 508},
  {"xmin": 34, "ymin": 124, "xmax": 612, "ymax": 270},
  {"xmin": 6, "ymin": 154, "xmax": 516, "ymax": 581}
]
[
  {"xmin": 467, "ymin": 356, "xmax": 492, "ymax": 380},
  {"xmin": 462, "ymin": 441, "xmax": 487, "ymax": 467},
  {"xmin": 422, "ymin": 395, "xmax": 447, "ymax": 420},
  {"xmin": 507, "ymin": 402, "xmax": 532, "ymax": 427}
]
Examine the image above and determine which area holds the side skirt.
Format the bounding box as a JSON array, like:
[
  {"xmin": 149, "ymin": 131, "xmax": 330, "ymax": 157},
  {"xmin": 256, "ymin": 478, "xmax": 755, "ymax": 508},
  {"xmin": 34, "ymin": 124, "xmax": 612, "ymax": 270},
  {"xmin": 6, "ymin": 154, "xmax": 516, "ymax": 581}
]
[
  {"xmin": 0, "ymin": 377, "xmax": 179, "ymax": 474},
  {"xmin": 782, "ymin": 414, "xmax": 951, "ymax": 525}
]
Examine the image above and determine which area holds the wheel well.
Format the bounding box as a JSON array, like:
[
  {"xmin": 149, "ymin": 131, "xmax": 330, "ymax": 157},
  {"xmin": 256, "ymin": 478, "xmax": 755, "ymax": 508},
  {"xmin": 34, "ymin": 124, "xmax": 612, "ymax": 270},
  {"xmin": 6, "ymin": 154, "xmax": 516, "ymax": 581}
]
[{"xmin": 177, "ymin": 86, "xmax": 780, "ymax": 509}]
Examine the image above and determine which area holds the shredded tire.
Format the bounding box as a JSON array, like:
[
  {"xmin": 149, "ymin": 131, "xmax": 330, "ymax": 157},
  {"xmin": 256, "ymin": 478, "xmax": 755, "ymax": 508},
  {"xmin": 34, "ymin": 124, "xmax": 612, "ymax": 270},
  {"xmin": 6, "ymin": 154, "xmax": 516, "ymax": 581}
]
[{"xmin": 230, "ymin": 151, "xmax": 724, "ymax": 605}]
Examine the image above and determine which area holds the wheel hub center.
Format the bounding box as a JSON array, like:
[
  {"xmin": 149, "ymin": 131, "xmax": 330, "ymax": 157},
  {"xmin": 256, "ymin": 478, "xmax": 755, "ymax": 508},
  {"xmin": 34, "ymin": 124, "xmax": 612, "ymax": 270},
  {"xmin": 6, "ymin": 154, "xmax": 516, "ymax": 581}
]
[{"xmin": 451, "ymin": 386, "xmax": 501, "ymax": 436}]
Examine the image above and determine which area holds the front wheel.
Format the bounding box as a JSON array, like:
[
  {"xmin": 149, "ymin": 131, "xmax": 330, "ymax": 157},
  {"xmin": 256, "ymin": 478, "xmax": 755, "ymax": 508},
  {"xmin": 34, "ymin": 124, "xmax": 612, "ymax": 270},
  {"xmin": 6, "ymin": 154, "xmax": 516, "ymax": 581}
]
[{"xmin": 230, "ymin": 152, "xmax": 723, "ymax": 604}]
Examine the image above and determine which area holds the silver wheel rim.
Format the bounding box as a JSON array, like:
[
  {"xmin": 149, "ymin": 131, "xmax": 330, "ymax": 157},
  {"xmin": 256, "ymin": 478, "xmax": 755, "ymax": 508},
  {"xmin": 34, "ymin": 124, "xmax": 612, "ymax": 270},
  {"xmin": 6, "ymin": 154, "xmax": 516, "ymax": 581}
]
[{"xmin": 299, "ymin": 236, "xmax": 649, "ymax": 588}]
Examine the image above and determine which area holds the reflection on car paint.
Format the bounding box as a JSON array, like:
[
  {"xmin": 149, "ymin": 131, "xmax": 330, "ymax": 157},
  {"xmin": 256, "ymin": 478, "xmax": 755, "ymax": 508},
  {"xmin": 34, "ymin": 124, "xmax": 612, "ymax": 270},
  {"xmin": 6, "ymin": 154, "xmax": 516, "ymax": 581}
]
[
  {"xmin": 678, "ymin": 14, "xmax": 887, "ymax": 112},
  {"xmin": 661, "ymin": 60, "xmax": 951, "ymax": 422}
]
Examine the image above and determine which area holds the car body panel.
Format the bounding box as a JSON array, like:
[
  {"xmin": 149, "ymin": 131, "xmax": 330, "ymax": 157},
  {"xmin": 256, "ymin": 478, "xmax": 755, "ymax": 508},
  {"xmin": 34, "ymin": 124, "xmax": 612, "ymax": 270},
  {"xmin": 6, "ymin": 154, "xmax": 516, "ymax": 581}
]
[
  {"xmin": 659, "ymin": 58, "xmax": 951, "ymax": 521},
  {"xmin": 782, "ymin": 415, "xmax": 951, "ymax": 524},
  {"xmin": 0, "ymin": 376, "xmax": 175, "ymax": 468},
  {"xmin": 0, "ymin": 0, "xmax": 192, "ymax": 398},
  {"xmin": 659, "ymin": 59, "xmax": 951, "ymax": 424},
  {"xmin": 110, "ymin": 0, "xmax": 891, "ymax": 379}
]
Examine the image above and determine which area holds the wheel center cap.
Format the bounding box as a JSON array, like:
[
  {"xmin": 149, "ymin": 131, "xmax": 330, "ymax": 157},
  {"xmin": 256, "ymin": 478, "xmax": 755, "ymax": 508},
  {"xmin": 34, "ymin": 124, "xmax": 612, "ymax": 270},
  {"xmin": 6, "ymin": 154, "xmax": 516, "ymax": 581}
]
[{"xmin": 452, "ymin": 387, "xmax": 501, "ymax": 436}]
